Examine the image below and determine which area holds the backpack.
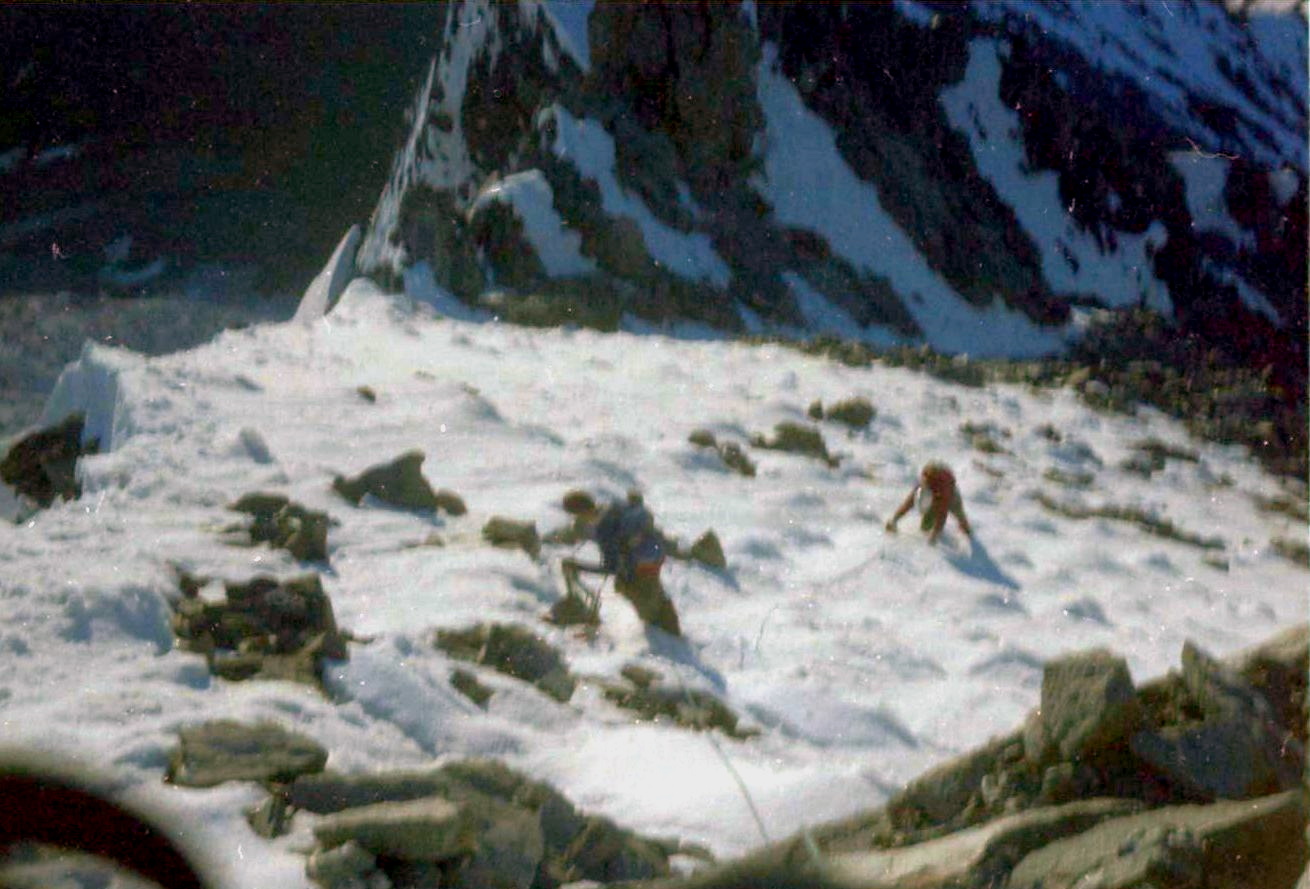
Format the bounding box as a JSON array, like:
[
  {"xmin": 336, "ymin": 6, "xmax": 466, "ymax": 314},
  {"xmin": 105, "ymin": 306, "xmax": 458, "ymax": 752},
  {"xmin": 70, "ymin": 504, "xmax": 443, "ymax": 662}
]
[{"xmin": 626, "ymin": 531, "xmax": 665, "ymax": 581}]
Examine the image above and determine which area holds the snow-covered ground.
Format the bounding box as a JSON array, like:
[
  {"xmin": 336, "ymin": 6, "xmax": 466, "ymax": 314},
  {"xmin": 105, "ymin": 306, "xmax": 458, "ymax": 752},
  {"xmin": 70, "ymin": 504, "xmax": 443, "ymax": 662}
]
[{"xmin": 0, "ymin": 278, "xmax": 1303, "ymax": 888}]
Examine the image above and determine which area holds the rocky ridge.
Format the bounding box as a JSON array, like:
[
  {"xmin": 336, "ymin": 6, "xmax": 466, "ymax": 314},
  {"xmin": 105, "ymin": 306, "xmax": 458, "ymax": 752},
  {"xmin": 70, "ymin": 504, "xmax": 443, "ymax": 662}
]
[{"xmin": 349, "ymin": 0, "xmax": 1306, "ymax": 479}]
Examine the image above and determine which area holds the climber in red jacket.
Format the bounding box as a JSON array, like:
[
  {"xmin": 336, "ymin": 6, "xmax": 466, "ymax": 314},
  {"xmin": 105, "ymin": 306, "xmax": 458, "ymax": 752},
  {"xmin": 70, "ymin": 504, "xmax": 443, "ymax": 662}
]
[{"xmin": 886, "ymin": 462, "xmax": 972, "ymax": 545}]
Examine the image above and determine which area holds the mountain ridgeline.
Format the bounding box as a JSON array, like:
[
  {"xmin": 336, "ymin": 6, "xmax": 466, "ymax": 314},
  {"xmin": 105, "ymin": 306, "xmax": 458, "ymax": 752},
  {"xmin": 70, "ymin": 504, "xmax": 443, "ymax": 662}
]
[{"xmin": 354, "ymin": 0, "xmax": 1306, "ymax": 473}]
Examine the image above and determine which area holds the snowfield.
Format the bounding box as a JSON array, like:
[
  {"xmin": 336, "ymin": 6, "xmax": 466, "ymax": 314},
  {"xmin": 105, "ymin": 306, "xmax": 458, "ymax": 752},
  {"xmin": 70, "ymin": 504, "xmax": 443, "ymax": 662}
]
[{"xmin": 0, "ymin": 278, "xmax": 1303, "ymax": 888}]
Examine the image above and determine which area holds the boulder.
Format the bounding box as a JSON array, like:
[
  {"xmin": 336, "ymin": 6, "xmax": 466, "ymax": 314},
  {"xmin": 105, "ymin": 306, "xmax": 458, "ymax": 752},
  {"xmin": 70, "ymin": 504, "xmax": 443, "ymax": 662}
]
[
  {"xmin": 313, "ymin": 796, "xmax": 472, "ymax": 861},
  {"xmin": 750, "ymin": 421, "xmax": 837, "ymax": 466},
  {"xmin": 599, "ymin": 675, "xmax": 756, "ymax": 739},
  {"xmin": 306, "ymin": 840, "xmax": 388, "ymax": 889},
  {"xmin": 434, "ymin": 489, "xmax": 468, "ymax": 516},
  {"xmin": 294, "ymin": 759, "xmax": 670, "ymax": 886},
  {"xmin": 435, "ymin": 623, "xmax": 575, "ymax": 702},
  {"xmin": 0, "ymin": 413, "xmax": 93, "ymax": 506},
  {"xmin": 825, "ymin": 397, "xmax": 876, "ymax": 430},
  {"xmin": 170, "ymin": 573, "xmax": 348, "ymax": 689},
  {"xmin": 686, "ymin": 429, "xmax": 756, "ymax": 476},
  {"xmin": 1228, "ymin": 623, "xmax": 1308, "ymax": 744},
  {"xmin": 718, "ymin": 441, "xmax": 758, "ymax": 477},
  {"xmin": 889, "ymin": 732, "xmax": 1022, "ymax": 828},
  {"xmin": 166, "ymin": 720, "xmax": 328, "ymax": 788},
  {"xmin": 820, "ymin": 798, "xmax": 1140, "ymax": 889},
  {"xmin": 1008, "ymin": 790, "xmax": 1309, "ymax": 889},
  {"xmin": 688, "ymin": 530, "xmax": 727, "ymax": 570},
  {"xmin": 1023, "ymin": 648, "xmax": 1140, "ymax": 767},
  {"xmin": 450, "ymin": 668, "xmax": 493, "ymax": 708},
  {"xmin": 246, "ymin": 792, "xmax": 294, "ymax": 839},
  {"xmin": 229, "ymin": 492, "xmax": 331, "ymax": 562},
  {"xmin": 480, "ymin": 517, "xmax": 541, "ymax": 558},
  {"xmin": 558, "ymin": 815, "xmax": 670, "ymax": 884},
  {"xmin": 333, "ymin": 451, "xmax": 440, "ymax": 511},
  {"xmin": 1129, "ymin": 640, "xmax": 1300, "ymax": 800},
  {"xmin": 449, "ymin": 796, "xmax": 545, "ymax": 889}
]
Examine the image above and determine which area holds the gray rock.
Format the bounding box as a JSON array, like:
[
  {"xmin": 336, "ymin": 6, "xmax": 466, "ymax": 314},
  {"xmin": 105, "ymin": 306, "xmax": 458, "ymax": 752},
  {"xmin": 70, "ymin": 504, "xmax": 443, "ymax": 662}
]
[
  {"xmin": 1129, "ymin": 640, "xmax": 1300, "ymax": 800},
  {"xmin": 481, "ymin": 623, "xmax": 573, "ymax": 701},
  {"xmin": 166, "ymin": 720, "xmax": 328, "ymax": 788},
  {"xmin": 599, "ymin": 678, "xmax": 755, "ymax": 739},
  {"xmin": 1008, "ymin": 790, "xmax": 1308, "ymax": 889},
  {"xmin": 333, "ymin": 451, "xmax": 440, "ymax": 511},
  {"xmin": 890, "ymin": 732, "xmax": 1020, "ymax": 827},
  {"xmin": 247, "ymin": 791, "xmax": 293, "ymax": 839},
  {"xmin": 313, "ymin": 796, "xmax": 471, "ymax": 861},
  {"xmin": 171, "ymin": 573, "xmax": 348, "ymax": 689},
  {"xmin": 1023, "ymin": 648, "xmax": 1139, "ymax": 766},
  {"xmin": 289, "ymin": 769, "xmax": 456, "ymax": 815},
  {"xmin": 1130, "ymin": 719, "xmax": 1287, "ymax": 801},
  {"xmin": 559, "ymin": 815, "xmax": 670, "ymax": 884},
  {"xmin": 481, "ymin": 517, "xmax": 541, "ymax": 558},
  {"xmin": 307, "ymin": 840, "xmax": 390, "ymax": 889},
  {"xmin": 435, "ymin": 623, "xmax": 575, "ymax": 702},
  {"xmin": 688, "ymin": 530, "xmax": 727, "ymax": 570},
  {"xmin": 825, "ymin": 397, "xmax": 876, "ymax": 430},
  {"xmin": 718, "ymin": 441, "xmax": 757, "ymax": 477},
  {"xmin": 434, "ymin": 488, "xmax": 467, "ymax": 516},
  {"xmin": 450, "ymin": 668, "xmax": 493, "ymax": 708},
  {"xmin": 449, "ymin": 797, "xmax": 545, "ymax": 889},
  {"xmin": 751, "ymin": 421, "xmax": 837, "ymax": 467},
  {"xmin": 1228, "ymin": 623, "xmax": 1308, "ymax": 745},
  {"xmin": 230, "ymin": 492, "xmax": 331, "ymax": 562},
  {"xmin": 688, "ymin": 429, "xmax": 718, "ymax": 449}
]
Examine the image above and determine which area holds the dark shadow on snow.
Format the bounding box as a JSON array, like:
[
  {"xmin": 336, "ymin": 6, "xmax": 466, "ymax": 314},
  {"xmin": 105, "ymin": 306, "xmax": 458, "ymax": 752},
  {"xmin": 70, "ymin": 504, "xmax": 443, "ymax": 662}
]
[
  {"xmin": 945, "ymin": 537, "xmax": 1020, "ymax": 590},
  {"xmin": 646, "ymin": 629, "xmax": 728, "ymax": 694}
]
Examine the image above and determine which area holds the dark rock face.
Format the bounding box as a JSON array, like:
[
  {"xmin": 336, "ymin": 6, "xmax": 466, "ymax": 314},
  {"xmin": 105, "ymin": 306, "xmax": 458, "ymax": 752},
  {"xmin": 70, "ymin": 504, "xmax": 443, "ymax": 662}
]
[
  {"xmin": 352, "ymin": 1, "xmax": 1305, "ymax": 477},
  {"xmin": 0, "ymin": 413, "xmax": 94, "ymax": 507}
]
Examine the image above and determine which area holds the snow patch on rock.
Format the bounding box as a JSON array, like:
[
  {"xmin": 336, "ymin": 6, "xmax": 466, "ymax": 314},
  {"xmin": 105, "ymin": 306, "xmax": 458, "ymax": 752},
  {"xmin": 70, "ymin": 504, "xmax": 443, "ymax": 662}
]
[{"xmin": 941, "ymin": 39, "xmax": 1172, "ymax": 314}]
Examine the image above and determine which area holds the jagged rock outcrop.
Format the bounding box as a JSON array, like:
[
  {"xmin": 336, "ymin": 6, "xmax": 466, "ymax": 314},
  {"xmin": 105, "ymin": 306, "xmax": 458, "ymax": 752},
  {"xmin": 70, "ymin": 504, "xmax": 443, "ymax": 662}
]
[
  {"xmin": 629, "ymin": 623, "xmax": 1308, "ymax": 889},
  {"xmin": 351, "ymin": 0, "xmax": 1305, "ymax": 476},
  {"xmin": 292, "ymin": 759, "xmax": 675, "ymax": 889}
]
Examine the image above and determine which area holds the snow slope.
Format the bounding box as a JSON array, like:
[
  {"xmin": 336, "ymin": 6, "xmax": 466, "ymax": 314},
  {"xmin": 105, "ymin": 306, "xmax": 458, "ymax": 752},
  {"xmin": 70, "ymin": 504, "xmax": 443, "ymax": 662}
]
[{"xmin": 0, "ymin": 279, "xmax": 1303, "ymax": 887}]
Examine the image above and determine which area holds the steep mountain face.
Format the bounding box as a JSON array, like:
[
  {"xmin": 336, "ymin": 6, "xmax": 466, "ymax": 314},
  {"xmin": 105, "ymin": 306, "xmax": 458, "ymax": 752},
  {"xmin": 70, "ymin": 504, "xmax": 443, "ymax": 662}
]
[{"xmin": 356, "ymin": 0, "xmax": 1306, "ymax": 392}]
